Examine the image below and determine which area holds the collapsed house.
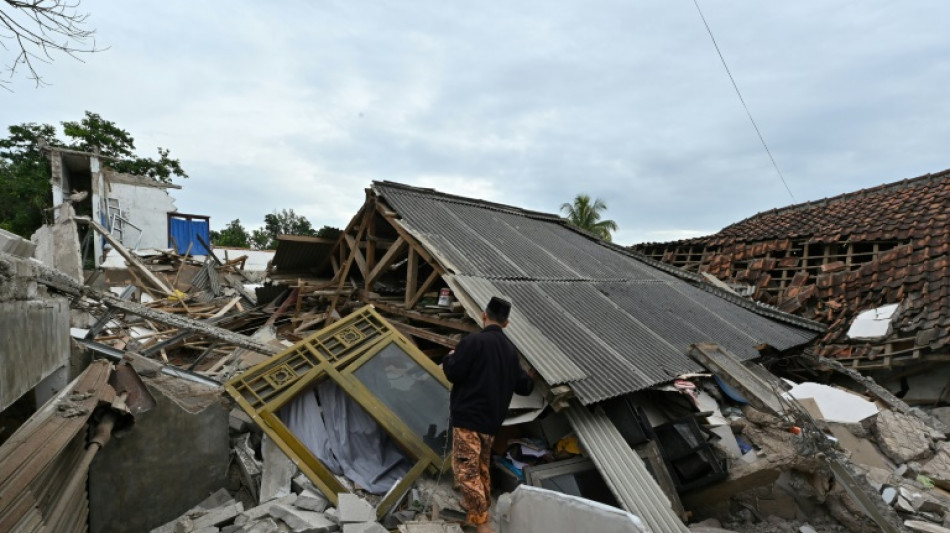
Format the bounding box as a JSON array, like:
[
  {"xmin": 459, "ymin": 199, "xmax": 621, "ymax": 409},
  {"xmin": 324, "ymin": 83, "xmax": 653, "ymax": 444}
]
[
  {"xmin": 634, "ymin": 168, "xmax": 950, "ymax": 405},
  {"xmin": 3, "ymin": 179, "xmax": 950, "ymax": 533},
  {"xmin": 248, "ymin": 182, "xmax": 835, "ymax": 529}
]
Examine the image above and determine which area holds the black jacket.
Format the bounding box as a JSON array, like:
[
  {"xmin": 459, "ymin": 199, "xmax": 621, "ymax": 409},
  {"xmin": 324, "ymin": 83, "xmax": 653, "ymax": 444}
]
[{"xmin": 442, "ymin": 324, "xmax": 534, "ymax": 435}]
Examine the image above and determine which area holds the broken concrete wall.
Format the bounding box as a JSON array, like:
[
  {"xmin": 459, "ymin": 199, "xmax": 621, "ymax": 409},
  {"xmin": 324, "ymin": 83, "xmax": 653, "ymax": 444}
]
[
  {"xmin": 0, "ymin": 245, "xmax": 71, "ymax": 414},
  {"xmin": 88, "ymin": 372, "xmax": 229, "ymax": 533},
  {"xmin": 31, "ymin": 204, "xmax": 83, "ymax": 283}
]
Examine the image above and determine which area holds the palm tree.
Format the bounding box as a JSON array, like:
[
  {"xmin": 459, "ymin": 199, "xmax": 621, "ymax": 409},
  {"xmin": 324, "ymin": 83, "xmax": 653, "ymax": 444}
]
[{"xmin": 560, "ymin": 194, "xmax": 618, "ymax": 242}]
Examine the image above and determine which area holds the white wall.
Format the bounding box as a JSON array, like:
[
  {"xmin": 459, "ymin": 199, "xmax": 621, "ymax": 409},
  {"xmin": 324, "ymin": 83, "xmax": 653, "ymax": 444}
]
[{"xmin": 104, "ymin": 182, "xmax": 177, "ymax": 250}]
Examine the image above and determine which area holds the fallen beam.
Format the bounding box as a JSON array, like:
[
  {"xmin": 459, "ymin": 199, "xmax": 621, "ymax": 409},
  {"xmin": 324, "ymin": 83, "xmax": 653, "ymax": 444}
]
[{"xmin": 36, "ymin": 263, "xmax": 279, "ymax": 356}]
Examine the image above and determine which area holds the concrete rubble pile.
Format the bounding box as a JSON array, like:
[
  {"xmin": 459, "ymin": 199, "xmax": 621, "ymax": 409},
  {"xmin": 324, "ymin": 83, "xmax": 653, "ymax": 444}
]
[{"xmin": 678, "ymin": 374, "xmax": 950, "ymax": 533}]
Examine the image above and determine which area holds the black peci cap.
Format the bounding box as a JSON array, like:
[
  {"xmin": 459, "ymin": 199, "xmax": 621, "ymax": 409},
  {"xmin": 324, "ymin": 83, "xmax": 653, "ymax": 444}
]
[{"xmin": 486, "ymin": 296, "xmax": 511, "ymax": 322}]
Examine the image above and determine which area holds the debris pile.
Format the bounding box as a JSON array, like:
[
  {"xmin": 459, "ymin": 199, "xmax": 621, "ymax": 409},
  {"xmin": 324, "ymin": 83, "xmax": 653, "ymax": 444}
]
[
  {"xmin": 5, "ymin": 179, "xmax": 950, "ymax": 533},
  {"xmin": 680, "ymin": 375, "xmax": 950, "ymax": 533}
]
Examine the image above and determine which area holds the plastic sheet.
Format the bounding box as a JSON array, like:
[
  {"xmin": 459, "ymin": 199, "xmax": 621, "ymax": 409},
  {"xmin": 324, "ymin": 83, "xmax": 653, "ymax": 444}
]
[{"xmin": 279, "ymin": 381, "xmax": 412, "ymax": 494}]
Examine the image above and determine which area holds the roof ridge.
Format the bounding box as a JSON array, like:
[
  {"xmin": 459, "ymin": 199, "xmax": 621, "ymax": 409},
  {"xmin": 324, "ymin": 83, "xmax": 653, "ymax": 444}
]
[
  {"xmin": 373, "ymin": 180, "xmax": 563, "ymax": 221},
  {"xmin": 723, "ymin": 167, "xmax": 950, "ymax": 233}
]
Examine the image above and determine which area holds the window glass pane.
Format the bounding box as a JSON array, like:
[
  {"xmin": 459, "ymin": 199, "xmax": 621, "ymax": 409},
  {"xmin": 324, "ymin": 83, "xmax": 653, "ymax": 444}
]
[{"xmin": 353, "ymin": 343, "xmax": 450, "ymax": 453}]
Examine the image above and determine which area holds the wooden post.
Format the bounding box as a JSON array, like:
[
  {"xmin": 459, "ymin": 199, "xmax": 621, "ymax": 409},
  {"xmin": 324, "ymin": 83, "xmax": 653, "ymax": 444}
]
[{"xmin": 406, "ymin": 248, "xmax": 418, "ymax": 308}]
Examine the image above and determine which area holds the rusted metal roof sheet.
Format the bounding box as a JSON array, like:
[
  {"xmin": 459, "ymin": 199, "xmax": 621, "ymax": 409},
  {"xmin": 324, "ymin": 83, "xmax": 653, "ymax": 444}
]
[
  {"xmin": 376, "ymin": 182, "xmax": 817, "ymax": 404},
  {"xmin": 566, "ymin": 404, "xmax": 690, "ymax": 533},
  {"xmin": 0, "ymin": 359, "xmax": 113, "ymax": 533}
]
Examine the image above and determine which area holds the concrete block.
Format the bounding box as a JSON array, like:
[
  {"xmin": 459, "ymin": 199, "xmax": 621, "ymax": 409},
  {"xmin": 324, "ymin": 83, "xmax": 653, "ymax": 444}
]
[
  {"xmin": 221, "ymin": 526, "xmax": 243, "ymax": 533},
  {"xmin": 292, "ymin": 473, "xmax": 319, "ymax": 495},
  {"xmin": 193, "ymin": 502, "xmax": 244, "ymax": 530},
  {"xmin": 923, "ymin": 444, "xmax": 950, "ymax": 490},
  {"xmin": 904, "ymin": 520, "xmax": 950, "ymax": 533},
  {"xmin": 293, "ymin": 489, "xmax": 329, "ymax": 513},
  {"xmin": 865, "ymin": 467, "xmax": 891, "ymax": 491},
  {"xmin": 397, "ymin": 523, "xmax": 463, "ymax": 533},
  {"xmin": 324, "ymin": 507, "xmax": 339, "ymax": 524},
  {"xmin": 196, "ymin": 489, "xmax": 236, "ymax": 511},
  {"xmin": 260, "ymin": 435, "xmax": 296, "ymax": 502},
  {"xmin": 874, "ymin": 410, "xmax": 935, "ymax": 464},
  {"xmin": 240, "ymin": 494, "xmax": 298, "ymax": 522},
  {"xmin": 337, "ymin": 494, "xmax": 375, "ymax": 523},
  {"xmin": 931, "ymin": 407, "xmax": 950, "ymax": 429},
  {"xmin": 242, "ymin": 519, "xmax": 281, "ymax": 533},
  {"xmin": 342, "ymin": 523, "xmax": 387, "ymax": 533},
  {"xmin": 175, "ymin": 517, "xmax": 194, "ymax": 533},
  {"xmin": 0, "ymin": 228, "xmax": 36, "ymax": 258},
  {"xmin": 897, "ymin": 496, "xmax": 916, "ymax": 513},
  {"xmin": 920, "ymin": 499, "xmax": 950, "ymax": 514},
  {"xmin": 269, "ymin": 504, "xmax": 338, "ymax": 532},
  {"xmin": 230, "ymin": 408, "xmax": 255, "ymax": 433},
  {"xmin": 194, "ymin": 528, "xmax": 220, "ymax": 533}
]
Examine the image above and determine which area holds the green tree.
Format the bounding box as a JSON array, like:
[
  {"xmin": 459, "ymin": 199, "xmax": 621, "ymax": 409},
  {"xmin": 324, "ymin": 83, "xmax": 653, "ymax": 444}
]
[
  {"xmin": 249, "ymin": 209, "xmax": 318, "ymax": 250},
  {"xmin": 210, "ymin": 219, "xmax": 250, "ymax": 248},
  {"xmin": 62, "ymin": 112, "xmax": 187, "ymax": 183},
  {"xmin": 249, "ymin": 228, "xmax": 272, "ymax": 250},
  {"xmin": 0, "ymin": 112, "xmax": 188, "ymax": 238},
  {"xmin": 560, "ymin": 194, "xmax": 618, "ymax": 242},
  {"xmin": 0, "ymin": 123, "xmax": 58, "ymax": 235},
  {"xmin": 264, "ymin": 209, "xmax": 316, "ymax": 238}
]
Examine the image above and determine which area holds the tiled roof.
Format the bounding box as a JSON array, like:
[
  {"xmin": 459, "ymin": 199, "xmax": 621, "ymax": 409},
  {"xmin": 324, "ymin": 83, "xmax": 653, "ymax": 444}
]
[
  {"xmin": 633, "ymin": 168, "xmax": 950, "ymax": 366},
  {"xmin": 374, "ymin": 182, "xmax": 818, "ymax": 404},
  {"xmin": 717, "ymin": 170, "xmax": 950, "ymax": 243}
]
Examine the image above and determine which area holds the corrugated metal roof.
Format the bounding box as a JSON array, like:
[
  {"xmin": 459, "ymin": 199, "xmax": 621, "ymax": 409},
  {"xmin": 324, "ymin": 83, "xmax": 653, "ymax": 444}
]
[
  {"xmin": 566, "ymin": 404, "xmax": 690, "ymax": 533},
  {"xmin": 0, "ymin": 359, "xmax": 112, "ymax": 533},
  {"xmin": 374, "ymin": 182, "xmax": 818, "ymax": 404},
  {"xmin": 445, "ymin": 275, "xmax": 588, "ymax": 384}
]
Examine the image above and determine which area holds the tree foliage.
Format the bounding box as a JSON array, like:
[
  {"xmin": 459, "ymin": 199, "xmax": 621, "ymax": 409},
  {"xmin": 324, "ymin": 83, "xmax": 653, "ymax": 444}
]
[
  {"xmin": 247, "ymin": 209, "xmax": 317, "ymax": 250},
  {"xmin": 62, "ymin": 112, "xmax": 187, "ymax": 182},
  {"xmin": 0, "ymin": 111, "xmax": 187, "ymax": 237},
  {"xmin": 0, "ymin": 0, "xmax": 104, "ymax": 89},
  {"xmin": 560, "ymin": 194, "xmax": 618, "ymax": 242},
  {"xmin": 210, "ymin": 219, "xmax": 249, "ymax": 248},
  {"xmin": 0, "ymin": 122, "xmax": 57, "ymax": 235}
]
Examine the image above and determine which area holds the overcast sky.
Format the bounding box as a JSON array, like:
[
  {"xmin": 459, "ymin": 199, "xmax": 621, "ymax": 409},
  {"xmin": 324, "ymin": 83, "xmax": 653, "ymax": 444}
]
[{"xmin": 4, "ymin": 1, "xmax": 950, "ymax": 244}]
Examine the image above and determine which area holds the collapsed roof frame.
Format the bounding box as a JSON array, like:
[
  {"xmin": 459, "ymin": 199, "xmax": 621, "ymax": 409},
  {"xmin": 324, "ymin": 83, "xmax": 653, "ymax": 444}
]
[{"xmin": 225, "ymin": 306, "xmax": 452, "ymax": 519}]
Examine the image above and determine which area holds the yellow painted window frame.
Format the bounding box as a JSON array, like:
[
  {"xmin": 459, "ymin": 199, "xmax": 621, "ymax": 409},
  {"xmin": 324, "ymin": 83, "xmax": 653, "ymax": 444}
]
[{"xmin": 225, "ymin": 305, "xmax": 452, "ymax": 519}]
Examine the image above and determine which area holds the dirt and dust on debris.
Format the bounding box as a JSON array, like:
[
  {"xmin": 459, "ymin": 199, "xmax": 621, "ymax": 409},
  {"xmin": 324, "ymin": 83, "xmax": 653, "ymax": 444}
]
[{"xmin": 4, "ymin": 207, "xmax": 950, "ymax": 533}]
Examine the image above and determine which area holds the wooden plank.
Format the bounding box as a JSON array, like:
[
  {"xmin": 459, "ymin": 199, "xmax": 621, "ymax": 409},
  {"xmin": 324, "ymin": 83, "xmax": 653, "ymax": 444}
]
[
  {"xmin": 325, "ymin": 215, "xmax": 369, "ymax": 325},
  {"xmin": 368, "ymin": 299, "xmax": 479, "ymax": 333},
  {"xmin": 407, "ymin": 270, "xmax": 440, "ymax": 310},
  {"xmin": 210, "ymin": 297, "xmax": 242, "ymax": 319},
  {"xmin": 81, "ymin": 217, "xmax": 173, "ymax": 294},
  {"xmin": 344, "ymin": 234, "xmax": 368, "ymax": 280},
  {"xmin": 366, "ymin": 236, "xmax": 406, "ymax": 289},
  {"xmin": 390, "ymin": 321, "xmax": 460, "ymax": 348},
  {"xmin": 365, "ymin": 206, "xmax": 376, "ymax": 278},
  {"xmin": 405, "ymin": 248, "xmax": 418, "ymax": 308},
  {"xmin": 688, "ymin": 343, "xmax": 784, "ymax": 415}
]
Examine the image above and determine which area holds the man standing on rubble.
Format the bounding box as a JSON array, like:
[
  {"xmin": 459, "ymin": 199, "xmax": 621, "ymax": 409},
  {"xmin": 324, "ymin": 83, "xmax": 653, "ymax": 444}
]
[{"xmin": 442, "ymin": 296, "xmax": 534, "ymax": 533}]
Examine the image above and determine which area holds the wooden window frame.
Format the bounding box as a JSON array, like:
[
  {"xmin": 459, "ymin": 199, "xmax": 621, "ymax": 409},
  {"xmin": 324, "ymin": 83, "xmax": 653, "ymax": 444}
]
[{"xmin": 225, "ymin": 305, "xmax": 452, "ymax": 518}]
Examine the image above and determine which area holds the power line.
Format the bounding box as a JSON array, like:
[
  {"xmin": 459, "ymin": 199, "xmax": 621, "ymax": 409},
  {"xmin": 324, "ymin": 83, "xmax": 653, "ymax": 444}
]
[{"xmin": 691, "ymin": 0, "xmax": 795, "ymax": 201}]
